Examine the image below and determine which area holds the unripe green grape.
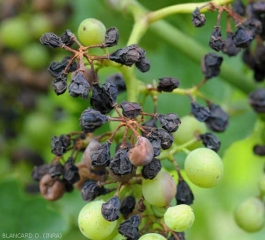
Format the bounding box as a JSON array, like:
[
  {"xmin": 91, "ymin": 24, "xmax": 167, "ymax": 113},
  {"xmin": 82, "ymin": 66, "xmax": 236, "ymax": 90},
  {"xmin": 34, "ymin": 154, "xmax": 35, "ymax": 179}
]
[
  {"xmin": 78, "ymin": 18, "xmax": 106, "ymax": 46},
  {"xmin": 234, "ymin": 197, "xmax": 265, "ymax": 232},
  {"xmin": 173, "ymin": 115, "xmax": 207, "ymax": 150},
  {"xmin": 0, "ymin": 17, "xmax": 31, "ymax": 49},
  {"xmin": 164, "ymin": 204, "xmax": 195, "ymax": 232},
  {"xmin": 139, "ymin": 233, "xmax": 167, "ymax": 240},
  {"xmin": 78, "ymin": 200, "xmax": 117, "ymax": 239},
  {"xmin": 142, "ymin": 170, "xmax": 176, "ymax": 207},
  {"xmin": 258, "ymin": 173, "xmax": 265, "ymax": 195},
  {"xmin": 184, "ymin": 148, "xmax": 223, "ymax": 188}
]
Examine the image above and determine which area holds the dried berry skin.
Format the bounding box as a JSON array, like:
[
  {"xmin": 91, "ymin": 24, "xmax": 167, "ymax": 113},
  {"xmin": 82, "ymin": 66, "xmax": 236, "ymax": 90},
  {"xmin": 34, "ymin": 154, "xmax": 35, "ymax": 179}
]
[
  {"xmin": 32, "ymin": 164, "xmax": 49, "ymax": 182},
  {"xmin": 90, "ymin": 142, "xmax": 111, "ymax": 168},
  {"xmin": 233, "ymin": 27, "xmax": 253, "ymax": 48},
  {"xmin": 222, "ymin": 32, "xmax": 241, "ymax": 57},
  {"xmin": 104, "ymin": 27, "xmax": 119, "ymax": 47},
  {"xmin": 40, "ymin": 32, "xmax": 63, "ymax": 48},
  {"xmin": 60, "ymin": 29, "xmax": 75, "ymax": 47},
  {"xmin": 80, "ymin": 107, "xmax": 108, "ymax": 133},
  {"xmin": 102, "ymin": 81, "xmax": 118, "ymax": 106},
  {"xmin": 118, "ymin": 215, "xmax": 141, "ymax": 239},
  {"xmin": 105, "ymin": 73, "xmax": 126, "ymax": 93},
  {"xmin": 176, "ymin": 179, "xmax": 194, "ymax": 205},
  {"xmin": 148, "ymin": 138, "xmax": 161, "ymax": 157},
  {"xmin": 135, "ymin": 57, "xmax": 151, "ymax": 72},
  {"xmin": 120, "ymin": 101, "xmax": 142, "ymax": 119},
  {"xmin": 101, "ymin": 196, "xmax": 120, "ymax": 221},
  {"xmin": 209, "ymin": 27, "xmax": 225, "ymax": 52},
  {"xmin": 81, "ymin": 180, "xmax": 107, "ymax": 201},
  {"xmin": 191, "ymin": 102, "xmax": 211, "ymax": 122},
  {"xmin": 120, "ymin": 196, "xmax": 136, "ymax": 218},
  {"xmin": 192, "ymin": 7, "xmax": 206, "ymax": 27},
  {"xmin": 157, "ymin": 77, "xmax": 179, "ymax": 92},
  {"xmin": 253, "ymin": 145, "xmax": 265, "ymax": 156},
  {"xmin": 249, "ymin": 88, "xmax": 265, "ymax": 113},
  {"xmin": 51, "ymin": 135, "xmax": 71, "ymax": 156},
  {"xmin": 141, "ymin": 158, "xmax": 162, "ymax": 179},
  {"xmin": 48, "ymin": 162, "xmax": 64, "ymax": 178},
  {"xmin": 148, "ymin": 128, "xmax": 174, "ymax": 150},
  {"xmin": 68, "ymin": 71, "xmax": 90, "ymax": 99},
  {"xmin": 48, "ymin": 57, "xmax": 77, "ymax": 78},
  {"xmin": 63, "ymin": 157, "xmax": 80, "ymax": 184},
  {"xmin": 52, "ymin": 74, "xmax": 68, "ymax": 96},
  {"xmin": 243, "ymin": 18, "xmax": 262, "ymax": 36},
  {"xmin": 156, "ymin": 113, "xmax": 181, "ymax": 133},
  {"xmin": 205, "ymin": 104, "xmax": 229, "ymax": 132},
  {"xmin": 199, "ymin": 132, "xmax": 221, "ymax": 152},
  {"xmin": 201, "ymin": 53, "xmax": 223, "ymax": 79}
]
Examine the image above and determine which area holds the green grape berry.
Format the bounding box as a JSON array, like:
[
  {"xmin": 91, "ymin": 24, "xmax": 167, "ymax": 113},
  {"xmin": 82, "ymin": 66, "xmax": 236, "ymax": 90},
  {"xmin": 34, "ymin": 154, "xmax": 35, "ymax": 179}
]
[
  {"xmin": 258, "ymin": 173, "xmax": 265, "ymax": 196},
  {"xmin": 184, "ymin": 148, "xmax": 223, "ymax": 188},
  {"xmin": 234, "ymin": 197, "xmax": 265, "ymax": 232},
  {"xmin": 78, "ymin": 200, "xmax": 117, "ymax": 239},
  {"xmin": 173, "ymin": 115, "xmax": 207, "ymax": 150},
  {"xmin": 139, "ymin": 233, "xmax": 167, "ymax": 240},
  {"xmin": 78, "ymin": 18, "xmax": 106, "ymax": 46},
  {"xmin": 164, "ymin": 204, "xmax": 195, "ymax": 232},
  {"xmin": 142, "ymin": 170, "xmax": 176, "ymax": 207}
]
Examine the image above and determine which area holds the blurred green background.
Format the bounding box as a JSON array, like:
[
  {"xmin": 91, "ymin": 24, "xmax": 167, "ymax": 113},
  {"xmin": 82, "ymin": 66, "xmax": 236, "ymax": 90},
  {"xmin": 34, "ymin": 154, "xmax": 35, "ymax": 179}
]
[{"xmin": 0, "ymin": 0, "xmax": 265, "ymax": 239}]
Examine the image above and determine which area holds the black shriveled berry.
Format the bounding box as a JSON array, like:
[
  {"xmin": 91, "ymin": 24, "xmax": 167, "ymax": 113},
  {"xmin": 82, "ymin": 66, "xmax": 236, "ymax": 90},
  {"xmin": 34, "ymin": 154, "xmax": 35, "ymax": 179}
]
[
  {"xmin": 118, "ymin": 215, "xmax": 141, "ymax": 239},
  {"xmin": 243, "ymin": 18, "xmax": 262, "ymax": 36},
  {"xmin": 52, "ymin": 74, "xmax": 68, "ymax": 96},
  {"xmin": 104, "ymin": 27, "xmax": 119, "ymax": 47},
  {"xmin": 102, "ymin": 82, "xmax": 118, "ymax": 106},
  {"xmin": 141, "ymin": 158, "xmax": 162, "ymax": 179},
  {"xmin": 199, "ymin": 132, "xmax": 221, "ymax": 152},
  {"xmin": 106, "ymin": 73, "xmax": 126, "ymax": 93},
  {"xmin": 209, "ymin": 27, "xmax": 225, "ymax": 52},
  {"xmin": 148, "ymin": 128, "xmax": 174, "ymax": 150},
  {"xmin": 120, "ymin": 101, "xmax": 142, "ymax": 119},
  {"xmin": 120, "ymin": 196, "xmax": 136, "ymax": 218},
  {"xmin": 80, "ymin": 108, "xmax": 108, "ymax": 133},
  {"xmin": 233, "ymin": 27, "xmax": 253, "ymax": 48},
  {"xmin": 40, "ymin": 32, "xmax": 63, "ymax": 48},
  {"xmin": 249, "ymin": 88, "xmax": 265, "ymax": 113},
  {"xmin": 48, "ymin": 162, "xmax": 64, "ymax": 178},
  {"xmin": 90, "ymin": 142, "xmax": 111, "ymax": 168},
  {"xmin": 32, "ymin": 164, "xmax": 49, "ymax": 182},
  {"xmin": 109, "ymin": 148, "xmax": 134, "ymax": 175},
  {"xmin": 233, "ymin": 0, "xmax": 245, "ymax": 16},
  {"xmin": 60, "ymin": 29, "xmax": 75, "ymax": 47},
  {"xmin": 149, "ymin": 138, "xmax": 161, "ymax": 157},
  {"xmin": 156, "ymin": 113, "xmax": 181, "ymax": 133},
  {"xmin": 192, "ymin": 7, "xmax": 206, "ymax": 27},
  {"xmin": 253, "ymin": 145, "xmax": 265, "ymax": 156},
  {"xmin": 51, "ymin": 135, "xmax": 71, "ymax": 156},
  {"xmin": 68, "ymin": 72, "xmax": 90, "ymax": 99},
  {"xmin": 135, "ymin": 57, "xmax": 150, "ymax": 72},
  {"xmin": 48, "ymin": 57, "xmax": 77, "ymax": 78},
  {"xmin": 201, "ymin": 53, "xmax": 223, "ymax": 79},
  {"xmin": 157, "ymin": 77, "xmax": 179, "ymax": 92},
  {"xmin": 176, "ymin": 179, "xmax": 194, "ymax": 205},
  {"xmin": 101, "ymin": 196, "xmax": 120, "ymax": 221},
  {"xmin": 222, "ymin": 32, "xmax": 241, "ymax": 57},
  {"xmin": 141, "ymin": 118, "xmax": 157, "ymax": 137},
  {"xmin": 63, "ymin": 157, "xmax": 80, "ymax": 184},
  {"xmin": 81, "ymin": 180, "xmax": 107, "ymax": 201},
  {"xmin": 191, "ymin": 102, "xmax": 211, "ymax": 122},
  {"xmin": 62, "ymin": 179, "xmax": 74, "ymax": 193},
  {"xmin": 205, "ymin": 104, "xmax": 229, "ymax": 132}
]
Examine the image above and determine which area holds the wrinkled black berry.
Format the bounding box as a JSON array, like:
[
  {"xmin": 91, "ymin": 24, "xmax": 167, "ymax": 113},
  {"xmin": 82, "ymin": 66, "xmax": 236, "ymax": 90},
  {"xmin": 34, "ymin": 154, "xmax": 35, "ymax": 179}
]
[
  {"xmin": 192, "ymin": 7, "xmax": 206, "ymax": 27},
  {"xmin": 141, "ymin": 158, "xmax": 162, "ymax": 179},
  {"xmin": 222, "ymin": 32, "xmax": 241, "ymax": 57},
  {"xmin": 233, "ymin": 27, "xmax": 253, "ymax": 48},
  {"xmin": 104, "ymin": 27, "xmax": 119, "ymax": 47},
  {"xmin": 52, "ymin": 74, "xmax": 68, "ymax": 96},
  {"xmin": 80, "ymin": 108, "xmax": 108, "ymax": 133},
  {"xmin": 48, "ymin": 57, "xmax": 77, "ymax": 78},
  {"xmin": 148, "ymin": 128, "xmax": 174, "ymax": 150},
  {"xmin": 81, "ymin": 180, "xmax": 107, "ymax": 201},
  {"xmin": 40, "ymin": 32, "xmax": 63, "ymax": 48},
  {"xmin": 157, "ymin": 77, "xmax": 179, "ymax": 92},
  {"xmin": 63, "ymin": 157, "xmax": 80, "ymax": 184},
  {"xmin": 205, "ymin": 104, "xmax": 229, "ymax": 132},
  {"xmin": 60, "ymin": 29, "xmax": 75, "ymax": 47},
  {"xmin": 253, "ymin": 145, "xmax": 265, "ymax": 156},
  {"xmin": 118, "ymin": 215, "xmax": 140, "ymax": 239},
  {"xmin": 48, "ymin": 162, "xmax": 64, "ymax": 178},
  {"xmin": 62, "ymin": 179, "xmax": 74, "ymax": 193},
  {"xmin": 135, "ymin": 57, "xmax": 151, "ymax": 72},
  {"xmin": 191, "ymin": 102, "xmax": 211, "ymax": 122},
  {"xmin": 51, "ymin": 135, "xmax": 71, "ymax": 156},
  {"xmin": 102, "ymin": 82, "xmax": 118, "ymax": 106},
  {"xmin": 101, "ymin": 196, "xmax": 120, "ymax": 221},
  {"xmin": 156, "ymin": 113, "xmax": 181, "ymax": 133},
  {"xmin": 148, "ymin": 138, "xmax": 161, "ymax": 157},
  {"xmin": 120, "ymin": 196, "xmax": 136, "ymax": 218},
  {"xmin": 176, "ymin": 179, "xmax": 194, "ymax": 205},
  {"xmin": 243, "ymin": 18, "xmax": 262, "ymax": 36},
  {"xmin": 209, "ymin": 27, "xmax": 225, "ymax": 52},
  {"xmin": 106, "ymin": 73, "xmax": 126, "ymax": 93},
  {"xmin": 249, "ymin": 88, "xmax": 265, "ymax": 113},
  {"xmin": 90, "ymin": 142, "xmax": 111, "ymax": 168},
  {"xmin": 201, "ymin": 53, "xmax": 223, "ymax": 79},
  {"xmin": 199, "ymin": 132, "xmax": 221, "ymax": 152},
  {"xmin": 120, "ymin": 101, "xmax": 142, "ymax": 119},
  {"xmin": 233, "ymin": 0, "xmax": 245, "ymax": 16},
  {"xmin": 32, "ymin": 164, "xmax": 49, "ymax": 182},
  {"xmin": 68, "ymin": 72, "xmax": 90, "ymax": 99}
]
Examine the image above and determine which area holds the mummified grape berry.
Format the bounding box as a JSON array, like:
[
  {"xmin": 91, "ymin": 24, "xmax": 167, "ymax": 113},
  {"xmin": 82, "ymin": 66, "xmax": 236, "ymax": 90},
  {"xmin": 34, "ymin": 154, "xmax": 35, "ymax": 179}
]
[
  {"xmin": 81, "ymin": 179, "xmax": 107, "ymax": 201},
  {"xmin": 141, "ymin": 158, "xmax": 162, "ymax": 180},
  {"xmin": 40, "ymin": 32, "xmax": 63, "ymax": 48},
  {"xmin": 184, "ymin": 148, "xmax": 223, "ymax": 188},
  {"xmin": 201, "ymin": 52, "xmax": 223, "ymax": 79},
  {"xmin": 63, "ymin": 157, "xmax": 80, "ymax": 184},
  {"xmin": 68, "ymin": 71, "xmax": 90, "ymax": 99},
  {"xmin": 164, "ymin": 204, "xmax": 195, "ymax": 232},
  {"xmin": 249, "ymin": 88, "xmax": 265, "ymax": 113},
  {"xmin": 176, "ymin": 179, "xmax": 194, "ymax": 205},
  {"xmin": 80, "ymin": 107, "xmax": 108, "ymax": 133},
  {"xmin": 78, "ymin": 200, "xmax": 117, "ymax": 240},
  {"xmin": 139, "ymin": 233, "xmax": 167, "ymax": 240},
  {"xmin": 82, "ymin": 138, "xmax": 101, "ymax": 169},
  {"xmin": 120, "ymin": 101, "xmax": 142, "ymax": 118},
  {"xmin": 104, "ymin": 27, "xmax": 119, "ymax": 47},
  {"xmin": 209, "ymin": 27, "xmax": 225, "ymax": 52},
  {"xmin": 234, "ymin": 197, "xmax": 265, "ymax": 232},
  {"xmin": 105, "ymin": 73, "xmax": 126, "ymax": 93},
  {"xmin": 128, "ymin": 136, "xmax": 154, "ymax": 166},
  {"xmin": 191, "ymin": 7, "xmax": 206, "ymax": 27},
  {"xmin": 222, "ymin": 32, "xmax": 241, "ymax": 57},
  {"xmin": 48, "ymin": 57, "xmax": 77, "ymax": 78},
  {"xmin": 51, "ymin": 135, "xmax": 71, "ymax": 156},
  {"xmin": 191, "ymin": 102, "xmax": 211, "ymax": 122},
  {"xmin": 60, "ymin": 29, "xmax": 75, "ymax": 47},
  {"xmin": 120, "ymin": 196, "xmax": 136, "ymax": 218},
  {"xmin": 52, "ymin": 74, "xmax": 68, "ymax": 96},
  {"xmin": 199, "ymin": 132, "xmax": 221, "ymax": 152},
  {"xmin": 32, "ymin": 164, "xmax": 49, "ymax": 182},
  {"xmin": 157, "ymin": 77, "xmax": 179, "ymax": 92},
  {"xmin": 233, "ymin": 27, "xmax": 253, "ymax": 48},
  {"xmin": 148, "ymin": 128, "xmax": 174, "ymax": 150},
  {"xmin": 48, "ymin": 162, "xmax": 63, "ymax": 178},
  {"xmin": 156, "ymin": 113, "xmax": 181, "ymax": 133},
  {"xmin": 101, "ymin": 196, "xmax": 120, "ymax": 221},
  {"xmin": 90, "ymin": 142, "xmax": 111, "ymax": 168},
  {"xmin": 118, "ymin": 215, "xmax": 141, "ymax": 239}
]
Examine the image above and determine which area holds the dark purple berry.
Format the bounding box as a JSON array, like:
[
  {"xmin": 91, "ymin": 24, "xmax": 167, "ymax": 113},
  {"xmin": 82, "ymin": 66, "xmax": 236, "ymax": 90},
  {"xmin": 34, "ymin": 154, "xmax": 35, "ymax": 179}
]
[
  {"xmin": 63, "ymin": 157, "xmax": 80, "ymax": 184},
  {"xmin": 104, "ymin": 27, "xmax": 119, "ymax": 47},
  {"xmin": 102, "ymin": 81, "xmax": 118, "ymax": 106},
  {"xmin": 192, "ymin": 7, "xmax": 206, "ymax": 27},
  {"xmin": 156, "ymin": 113, "xmax": 181, "ymax": 133},
  {"xmin": 32, "ymin": 164, "xmax": 49, "ymax": 182},
  {"xmin": 52, "ymin": 74, "xmax": 68, "ymax": 96},
  {"xmin": 148, "ymin": 128, "xmax": 174, "ymax": 150},
  {"xmin": 120, "ymin": 196, "xmax": 136, "ymax": 218},
  {"xmin": 68, "ymin": 71, "xmax": 90, "ymax": 99},
  {"xmin": 201, "ymin": 53, "xmax": 223, "ymax": 79},
  {"xmin": 90, "ymin": 142, "xmax": 111, "ymax": 168},
  {"xmin": 48, "ymin": 162, "xmax": 64, "ymax": 178},
  {"xmin": 222, "ymin": 32, "xmax": 241, "ymax": 57},
  {"xmin": 176, "ymin": 179, "xmax": 194, "ymax": 205},
  {"xmin": 48, "ymin": 57, "xmax": 77, "ymax": 78},
  {"xmin": 141, "ymin": 158, "xmax": 162, "ymax": 179},
  {"xmin": 233, "ymin": 27, "xmax": 253, "ymax": 48},
  {"xmin": 118, "ymin": 215, "xmax": 141, "ymax": 239},
  {"xmin": 191, "ymin": 102, "xmax": 211, "ymax": 122},
  {"xmin": 199, "ymin": 132, "xmax": 221, "ymax": 152},
  {"xmin": 209, "ymin": 27, "xmax": 225, "ymax": 52},
  {"xmin": 101, "ymin": 196, "xmax": 120, "ymax": 221},
  {"xmin": 40, "ymin": 32, "xmax": 63, "ymax": 48},
  {"xmin": 135, "ymin": 57, "xmax": 150, "ymax": 72},
  {"xmin": 105, "ymin": 73, "xmax": 126, "ymax": 93},
  {"xmin": 81, "ymin": 180, "xmax": 107, "ymax": 201},
  {"xmin": 120, "ymin": 101, "xmax": 142, "ymax": 119},
  {"xmin": 249, "ymin": 88, "xmax": 265, "ymax": 113},
  {"xmin": 157, "ymin": 77, "xmax": 179, "ymax": 92},
  {"xmin": 60, "ymin": 29, "xmax": 75, "ymax": 47},
  {"xmin": 51, "ymin": 135, "xmax": 71, "ymax": 156}
]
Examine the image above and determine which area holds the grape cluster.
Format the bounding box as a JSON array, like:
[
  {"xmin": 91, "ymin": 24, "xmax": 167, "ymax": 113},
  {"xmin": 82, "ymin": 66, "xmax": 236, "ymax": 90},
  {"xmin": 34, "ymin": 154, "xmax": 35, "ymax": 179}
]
[{"xmin": 31, "ymin": 13, "xmax": 232, "ymax": 239}]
